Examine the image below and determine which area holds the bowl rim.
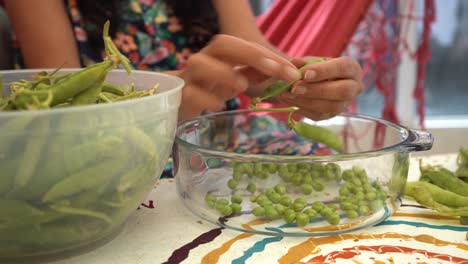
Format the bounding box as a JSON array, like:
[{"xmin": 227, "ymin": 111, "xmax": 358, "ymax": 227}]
[
  {"xmin": 0, "ymin": 69, "xmax": 184, "ymax": 117},
  {"xmin": 175, "ymin": 109, "xmax": 415, "ymax": 161}
]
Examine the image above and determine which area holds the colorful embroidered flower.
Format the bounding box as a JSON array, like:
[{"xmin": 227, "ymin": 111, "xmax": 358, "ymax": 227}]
[
  {"xmin": 168, "ymin": 17, "xmax": 182, "ymax": 32},
  {"xmin": 114, "ymin": 32, "xmax": 138, "ymax": 53}
]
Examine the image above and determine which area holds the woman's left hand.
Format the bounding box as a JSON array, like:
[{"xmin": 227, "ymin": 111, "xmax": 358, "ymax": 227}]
[{"xmin": 277, "ymin": 56, "xmax": 364, "ymax": 120}]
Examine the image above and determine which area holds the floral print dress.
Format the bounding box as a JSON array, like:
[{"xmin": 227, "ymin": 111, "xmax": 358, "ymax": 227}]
[{"xmin": 11, "ymin": 0, "xmax": 329, "ymax": 178}]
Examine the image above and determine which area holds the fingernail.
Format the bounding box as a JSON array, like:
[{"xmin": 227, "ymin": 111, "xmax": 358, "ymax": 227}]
[
  {"xmin": 304, "ymin": 70, "xmax": 317, "ymax": 81},
  {"xmin": 292, "ymin": 86, "xmax": 306, "ymax": 95},
  {"xmin": 286, "ymin": 67, "xmax": 300, "ymax": 82},
  {"xmin": 260, "ymin": 58, "xmax": 280, "ymax": 73}
]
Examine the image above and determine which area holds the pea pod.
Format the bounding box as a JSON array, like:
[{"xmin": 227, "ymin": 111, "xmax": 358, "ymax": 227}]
[
  {"xmin": 405, "ymin": 184, "xmax": 468, "ymax": 216},
  {"xmin": 420, "ymin": 166, "xmax": 468, "ymax": 197},
  {"xmin": 290, "ymin": 121, "xmax": 344, "ymax": 153},
  {"xmin": 70, "ymin": 78, "xmax": 105, "ymax": 105},
  {"xmin": 42, "ymin": 157, "xmax": 127, "ymax": 202},
  {"xmin": 13, "ymin": 119, "xmax": 49, "ymax": 188},
  {"xmin": 127, "ymin": 127, "xmax": 158, "ymax": 160},
  {"xmin": 405, "ymin": 181, "xmax": 468, "ymax": 208},
  {"xmin": 252, "ymin": 58, "xmax": 327, "ymax": 105},
  {"xmin": 101, "ymin": 81, "xmax": 126, "ymax": 96},
  {"xmin": 49, "ymin": 204, "xmax": 113, "ymax": 225},
  {"xmin": 251, "ymin": 107, "xmax": 344, "ymax": 153},
  {"xmin": 0, "ymin": 199, "xmax": 44, "ymax": 228},
  {"xmin": 0, "ymin": 159, "xmax": 17, "ymax": 196}
]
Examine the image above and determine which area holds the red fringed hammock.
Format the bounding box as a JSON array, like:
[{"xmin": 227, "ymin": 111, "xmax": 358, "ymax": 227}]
[{"xmin": 241, "ymin": 0, "xmax": 435, "ymax": 150}]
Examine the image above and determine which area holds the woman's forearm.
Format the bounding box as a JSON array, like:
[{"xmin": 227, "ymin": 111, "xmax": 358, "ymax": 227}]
[{"xmin": 4, "ymin": 0, "xmax": 81, "ymax": 68}]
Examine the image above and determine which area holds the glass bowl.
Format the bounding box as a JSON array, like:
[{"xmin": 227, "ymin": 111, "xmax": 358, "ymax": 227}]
[
  {"xmin": 173, "ymin": 109, "xmax": 433, "ymax": 236},
  {"xmin": 0, "ymin": 69, "xmax": 183, "ymax": 263}
]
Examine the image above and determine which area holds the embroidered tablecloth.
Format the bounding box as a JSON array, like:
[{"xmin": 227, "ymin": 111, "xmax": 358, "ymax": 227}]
[{"xmin": 54, "ymin": 153, "xmax": 468, "ymax": 264}]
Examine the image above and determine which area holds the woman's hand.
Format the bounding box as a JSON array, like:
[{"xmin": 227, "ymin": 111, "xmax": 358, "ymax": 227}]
[
  {"xmin": 177, "ymin": 34, "xmax": 301, "ymax": 121},
  {"xmin": 277, "ymin": 57, "xmax": 364, "ymax": 120}
]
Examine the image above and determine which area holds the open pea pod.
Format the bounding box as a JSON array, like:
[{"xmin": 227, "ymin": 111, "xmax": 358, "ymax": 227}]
[{"xmin": 251, "ymin": 57, "xmax": 327, "ymax": 106}]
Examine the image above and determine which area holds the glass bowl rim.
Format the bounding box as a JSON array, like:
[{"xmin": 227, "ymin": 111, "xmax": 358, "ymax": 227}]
[{"xmin": 175, "ymin": 109, "xmax": 414, "ymax": 162}]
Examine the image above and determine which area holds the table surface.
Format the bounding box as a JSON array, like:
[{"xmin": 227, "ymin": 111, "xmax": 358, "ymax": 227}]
[{"xmin": 52, "ymin": 153, "xmax": 468, "ymax": 264}]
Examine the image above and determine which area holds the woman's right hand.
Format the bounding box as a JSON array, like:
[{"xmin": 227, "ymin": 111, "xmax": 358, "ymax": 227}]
[{"xmin": 177, "ymin": 34, "xmax": 301, "ymax": 121}]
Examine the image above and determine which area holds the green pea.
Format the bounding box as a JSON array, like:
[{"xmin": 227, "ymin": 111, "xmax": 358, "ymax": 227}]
[
  {"xmin": 310, "ymin": 163, "xmax": 325, "ymax": 172},
  {"xmin": 292, "ymin": 174, "xmax": 303, "ymax": 186},
  {"xmin": 359, "ymin": 205, "xmax": 371, "ymax": 216},
  {"xmin": 293, "ymin": 202, "xmax": 305, "ymax": 212},
  {"xmin": 275, "ymin": 204, "xmax": 286, "ymax": 215},
  {"xmin": 252, "ymin": 206, "xmax": 265, "ymax": 217},
  {"xmin": 357, "ymin": 170, "xmax": 368, "ymax": 183},
  {"xmin": 247, "ymin": 183, "xmax": 256, "ymax": 193},
  {"xmin": 250, "ymin": 195, "xmax": 258, "ymax": 203},
  {"xmin": 265, "ymin": 207, "xmax": 280, "ymax": 220},
  {"xmin": 278, "ymin": 165, "xmax": 288, "ymax": 174},
  {"xmin": 230, "ymin": 203, "xmax": 242, "ymax": 214},
  {"xmin": 327, "ymin": 204, "xmax": 338, "ymax": 212},
  {"xmin": 294, "ymin": 198, "xmax": 307, "ymax": 205},
  {"xmin": 258, "ymin": 199, "xmax": 273, "ymax": 207},
  {"xmin": 342, "ymin": 170, "xmax": 354, "ymax": 181},
  {"xmin": 256, "ymin": 194, "xmax": 268, "ymax": 204},
  {"xmin": 227, "ymin": 179, "xmax": 238, "ymax": 189},
  {"xmin": 215, "ymin": 200, "xmax": 228, "ymax": 211},
  {"xmin": 287, "ymin": 163, "xmax": 298, "ymax": 173},
  {"xmin": 311, "ymin": 180, "xmax": 325, "ymax": 191},
  {"xmin": 258, "ymin": 171, "xmax": 269, "ymax": 179},
  {"xmin": 298, "ymin": 163, "xmax": 311, "ymax": 170},
  {"xmin": 302, "ymin": 174, "xmax": 313, "ymax": 184},
  {"xmin": 358, "ymin": 200, "xmax": 369, "ymax": 206},
  {"xmin": 265, "ymin": 188, "xmax": 276, "ymax": 198},
  {"xmin": 319, "ymin": 207, "xmax": 333, "ymax": 217},
  {"xmin": 216, "ymin": 198, "xmax": 229, "ymax": 206},
  {"xmin": 270, "ymin": 193, "xmax": 281, "ymax": 204},
  {"xmin": 370, "ymin": 199, "xmax": 384, "ymax": 212},
  {"xmin": 352, "ymin": 166, "xmax": 364, "ymax": 175},
  {"xmin": 231, "ymin": 194, "xmax": 243, "ymax": 204},
  {"xmin": 362, "ymin": 183, "xmax": 374, "ymax": 192},
  {"xmin": 323, "ymin": 170, "xmax": 334, "ymax": 181},
  {"xmin": 254, "ymin": 163, "xmax": 263, "ymax": 173},
  {"xmin": 340, "ymin": 201, "xmax": 353, "ymax": 210},
  {"xmin": 351, "ymin": 177, "xmax": 362, "ymax": 186},
  {"xmin": 310, "ymin": 171, "xmax": 320, "ymax": 179},
  {"xmin": 354, "ymin": 191, "xmax": 365, "ymax": 201},
  {"xmin": 282, "ymin": 172, "xmax": 293, "ymax": 183},
  {"xmin": 206, "ymin": 200, "xmax": 216, "ymax": 208},
  {"xmin": 220, "ymin": 205, "xmax": 233, "ymax": 216},
  {"xmin": 326, "ymin": 213, "xmax": 340, "ymax": 225},
  {"xmin": 365, "ymin": 192, "xmax": 377, "ymax": 201},
  {"xmin": 296, "ymin": 213, "xmax": 310, "ymax": 227},
  {"xmin": 346, "ymin": 210, "xmax": 359, "ymax": 219},
  {"xmin": 283, "ymin": 209, "xmax": 296, "ymax": 224},
  {"xmin": 303, "ymin": 208, "xmax": 318, "ymax": 219},
  {"xmin": 205, "ymin": 193, "xmax": 217, "ymax": 203},
  {"xmin": 266, "ymin": 163, "xmax": 278, "ymax": 174},
  {"xmin": 339, "ymin": 186, "xmax": 350, "ymax": 196},
  {"xmin": 274, "ymin": 184, "xmax": 286, "ymax": 195},
  {"xmin": 301, "ymin": 183, "xmax": 313, "ymax": 195},
  {"xmin": 311, "ymin": 201, "xmax": 324, "ymax": 212},
  {"xmin": 233, "ymin": 170, "xmax": 243, "ymax": 181},
  {"xmin": 280, "ymin": 196, "xmax": 292, "ymax": 207}
]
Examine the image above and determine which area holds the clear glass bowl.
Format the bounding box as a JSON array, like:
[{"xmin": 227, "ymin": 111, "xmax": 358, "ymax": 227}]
[
  {"xmin": 173, "ymin": 109, "xmax": 433, "ymax": 236},
  {"xmin": 0, "ymin": 69, "xmax": 183, "ymax": 263}
]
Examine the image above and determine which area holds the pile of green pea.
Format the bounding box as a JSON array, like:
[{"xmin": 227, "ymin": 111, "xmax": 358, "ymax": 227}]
[{"xmin": 205, "ymin": 162, "xmax": 387, "ymax": 227}]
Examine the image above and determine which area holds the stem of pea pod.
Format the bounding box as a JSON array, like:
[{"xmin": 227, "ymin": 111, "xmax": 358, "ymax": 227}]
[{"xmin": 249, "ymin": 106, "xmax": 298, "ymax": 129}]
